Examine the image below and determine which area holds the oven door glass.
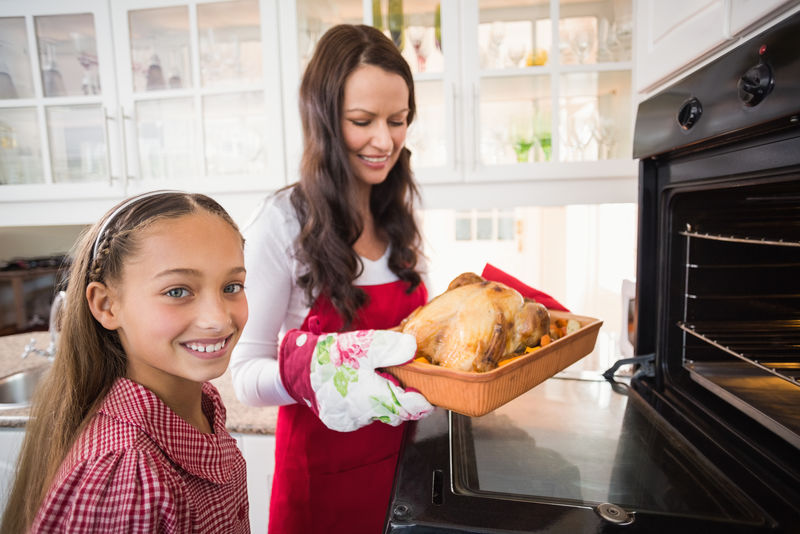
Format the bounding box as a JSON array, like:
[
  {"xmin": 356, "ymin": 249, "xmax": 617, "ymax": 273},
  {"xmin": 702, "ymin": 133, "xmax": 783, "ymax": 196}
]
[{"xmin": 450, "ymin": 377, "xmax": 764, "ymax": 524}]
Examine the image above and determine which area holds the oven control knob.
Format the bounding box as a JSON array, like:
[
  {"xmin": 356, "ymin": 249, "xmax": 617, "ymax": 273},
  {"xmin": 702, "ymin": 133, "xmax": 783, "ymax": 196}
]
[
  {"xmin": 738, "ymin": 62, "xmax": 774, "ymax": 107},
  {"xmin": 677, "ymin": 97, "xmax": 702, "ymax": 130}
]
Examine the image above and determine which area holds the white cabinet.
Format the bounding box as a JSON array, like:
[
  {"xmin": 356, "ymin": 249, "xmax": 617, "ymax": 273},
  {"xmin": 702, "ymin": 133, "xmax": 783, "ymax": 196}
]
[
  {"xmin": 0, "ymin": 427, "xmax": 25, "ymax": 514},
  {"xmin": 1, "ymin": 0, "xmax": 641, "ymax": 228},
  {"xmin": 635, "ymin": 0, "xmax": 798, "ymax": 94},
  {"xmin": 289, "ymin": 0, "xmax": 638, "ymax": 209},
  {"xmin": 233, "ymin": 432, "xmax": 276, "ymax": 533},
  {"xmin": 0, "ymin": 0, "xmax": 285, "ymax": 227}
]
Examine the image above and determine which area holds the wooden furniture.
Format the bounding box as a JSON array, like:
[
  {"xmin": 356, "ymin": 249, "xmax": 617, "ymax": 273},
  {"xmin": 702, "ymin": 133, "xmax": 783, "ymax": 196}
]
[{"xmin": 0, "ymin": 268, "xmax": 59, "ymax": 335}]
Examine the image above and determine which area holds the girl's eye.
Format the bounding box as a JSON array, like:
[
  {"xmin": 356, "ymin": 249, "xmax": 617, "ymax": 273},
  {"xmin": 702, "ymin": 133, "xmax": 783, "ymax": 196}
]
[
  {"xmin": 389, "ymin": 120, "xmax": 406, "ymax": 127},
  {"xmin": 224, "ymin": 283, "xmax": 244, "ymax": 294},
  {"xmin": 351, "ymin": 119, "xmax": 370, "ymax": 127},
  {"xmin": 165, "ymin": 287, "xmax": 190, "ymax": 298}
]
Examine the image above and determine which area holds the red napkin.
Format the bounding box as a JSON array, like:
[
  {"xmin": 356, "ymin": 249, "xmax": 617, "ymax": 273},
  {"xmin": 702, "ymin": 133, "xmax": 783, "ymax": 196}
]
[{"xmin": 481, "ymin": 263, "xmax": 569, "ymax": 312}]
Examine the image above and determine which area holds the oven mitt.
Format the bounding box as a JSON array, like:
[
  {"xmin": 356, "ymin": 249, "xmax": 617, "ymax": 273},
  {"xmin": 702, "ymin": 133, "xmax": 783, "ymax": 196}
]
[
  {"xmin": 482, "ymin": 262, "xmax": 569, "ymax": 311},
  {"xmin": 279, "ymin": 329, "xmax": 434, "ymax": 432}
]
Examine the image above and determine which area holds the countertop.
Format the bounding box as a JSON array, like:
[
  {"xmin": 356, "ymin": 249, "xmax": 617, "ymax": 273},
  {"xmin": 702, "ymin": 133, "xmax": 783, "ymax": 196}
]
[{"xmin": 0, "ymin": 332, "xmax": 278, "ymax": 434}]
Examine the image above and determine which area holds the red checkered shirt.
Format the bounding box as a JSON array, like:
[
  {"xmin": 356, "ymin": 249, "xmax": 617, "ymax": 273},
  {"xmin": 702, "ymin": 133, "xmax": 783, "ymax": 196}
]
[{"xmin": 31, "ymin": 378, "xmax": 249, "ymax": 533}]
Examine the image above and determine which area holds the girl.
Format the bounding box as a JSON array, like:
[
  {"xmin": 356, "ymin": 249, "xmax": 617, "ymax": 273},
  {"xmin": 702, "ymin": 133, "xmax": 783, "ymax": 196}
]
[
  {"xmin": 230, "ymin": 24, "xmax": 432, "ymax": 534},
  {"xmin": 1, "ymin": 191, "xmax": 250, "ymax": 534}
]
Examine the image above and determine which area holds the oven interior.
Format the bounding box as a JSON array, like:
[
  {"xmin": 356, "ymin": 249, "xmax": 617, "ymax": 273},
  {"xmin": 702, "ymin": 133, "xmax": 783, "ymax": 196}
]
[{"xmin": 662, "ymin": 176, "xmax": 800, "ymax": 449}]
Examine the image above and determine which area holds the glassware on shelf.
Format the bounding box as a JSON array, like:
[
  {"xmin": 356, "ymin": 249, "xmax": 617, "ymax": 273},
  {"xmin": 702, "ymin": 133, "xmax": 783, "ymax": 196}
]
[
  {"xmin": 203, "ymin": 92, "xmax": 267, "ymax": 176},
  {"xmin": 509, "ymin": 113, "xmax": 551, "ymax": 163},
  {"xmin": 507, "ymin": 40, "xmax": 525, "ymax": 68},
  {"xmin": 536, "ymin": 131, "xmax": 552, "ymax": 161},
  {"xmin": 129, "ymin": 6, "xmax": 190, "ymax": 93},
  {"xmin": 566, "ymin": 113, "xmax": 596, "ymax": 161},
  {"xmin": 596, "ymin": 17, "xmax": 614, "ymax": 62},
  {"xmin": 135, "ymin": 97, "xmax": 196, "ymax": 180},
  {"xmin": 198, "ymin": 0, "xmax": 262, "ymax": 88},
  {"xmin": 0, "ymin": 62, "xmax": 17, "ymax": 99},
  {"xmin": 35, "ymin": 13, "xmax": 99, "ymax": 97},
  {"xmin": 41, "ymin": 43, "xmax": 66, "ymax": 97},
  {"xmin": 0, "ymin": 17, "xmax": 35, "ymax": 99},
  {"xmin": 0, "ymin": 108, "xmax": 44, "ymax": 185},
  {"xmin": 593, "ymin": 116, "xmax": 615, "ymax": 159},
  {"xmin": 488, "ymin": 21, "xmax": 505, "ymax": 68},
  {"xmin": 388, "ymin": 0, "xmax": 404, "ymax": 50},
  {"xmin": 46, "ymin": 105, "xmax": 107, "ymax": 183},
  {"xmin": 569, "ymin": 28, "xmax": 593, "ymax": 64},
  {"xmin": 407, "ymin": 25, "xmax": 427, "ymax": 73},
  {"xmin": 145, "ymin": 54, "xmax": 166, "ymax": 91}
]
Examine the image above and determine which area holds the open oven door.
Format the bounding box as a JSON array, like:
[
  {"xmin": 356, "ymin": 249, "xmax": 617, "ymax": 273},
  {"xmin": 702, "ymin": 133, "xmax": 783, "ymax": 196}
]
[{"xmin": 384, "ymin": 375, "xmax": 782, "ymax": 533}]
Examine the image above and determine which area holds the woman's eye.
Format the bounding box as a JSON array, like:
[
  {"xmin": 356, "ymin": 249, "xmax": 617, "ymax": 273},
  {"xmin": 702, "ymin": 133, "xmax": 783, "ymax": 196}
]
[
  {"xmin": 351, "ymin": 120, "xmax": 370, "ymax": 127},
  {"xmin": 166, "ymin": 287, "xmax": 190, "ymax": 298},
  {"xmin": 389, "ymin": 120, "xmax": 406, "ymax": 127},
  {"xmin": 224, "ymin": 283, "xmax": 244, "ymax": 294}
]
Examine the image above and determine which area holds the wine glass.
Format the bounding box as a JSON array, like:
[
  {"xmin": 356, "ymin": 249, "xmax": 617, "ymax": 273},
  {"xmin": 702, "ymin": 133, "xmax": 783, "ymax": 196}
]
[
  {"xmin": 407, "ymin": 25, "xmax": 427, "ymax": 73},
  {"xmin": 593, "ymin": 116, "xmax": 616, "ymax": 159},
  {"xmin": 507, "ymin": 40, "xmax": 525, "ymax": 68},
  {"xmin": 489, "ymin": 21, "xmax": 505, "ymax": 68},
  {"xmin": 570, "ymin": 29, "xmax": 592, "ymax": 64},
  {"xmin": 567, "ymin": 115, "xmax": 595, "ymax": 161},
  {"xmin": 509, "ymin": 117, "xmax": 534, "ymax": 163}
]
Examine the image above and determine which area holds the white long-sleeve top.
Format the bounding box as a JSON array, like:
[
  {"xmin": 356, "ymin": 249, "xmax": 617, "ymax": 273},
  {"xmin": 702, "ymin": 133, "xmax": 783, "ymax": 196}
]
[{"xmin": 230, "ymin": 188, "xmax": 403, "ymax": 408}]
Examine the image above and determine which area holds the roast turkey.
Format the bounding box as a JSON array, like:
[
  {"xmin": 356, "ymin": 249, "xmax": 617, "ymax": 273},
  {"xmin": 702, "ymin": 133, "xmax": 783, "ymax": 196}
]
[{"xmin": 400, "ymin": 272, "xmax": 550, "ymax": 372}]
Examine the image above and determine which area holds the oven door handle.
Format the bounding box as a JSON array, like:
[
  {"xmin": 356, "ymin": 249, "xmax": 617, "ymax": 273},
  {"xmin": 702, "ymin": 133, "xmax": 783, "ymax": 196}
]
[{"xmin": 602, "ymin": 353, "xmax": 655, "ymax": 380}]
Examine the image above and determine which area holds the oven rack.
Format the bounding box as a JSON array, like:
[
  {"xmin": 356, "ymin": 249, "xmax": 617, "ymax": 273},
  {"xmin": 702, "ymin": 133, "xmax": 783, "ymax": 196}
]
[
  {"xmin": 679, "ymin": 229, "xmax": 800, "ymax": 247},
  {"xmin": 677, "ymin": 321, "xmax": 800, "ymax": 387}
]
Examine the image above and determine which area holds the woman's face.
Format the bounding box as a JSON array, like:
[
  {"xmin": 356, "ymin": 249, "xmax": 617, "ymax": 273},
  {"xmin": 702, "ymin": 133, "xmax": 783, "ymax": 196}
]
[{"xmin": 341, "ymin": 64, "xmax": 410, "ymax": 188}]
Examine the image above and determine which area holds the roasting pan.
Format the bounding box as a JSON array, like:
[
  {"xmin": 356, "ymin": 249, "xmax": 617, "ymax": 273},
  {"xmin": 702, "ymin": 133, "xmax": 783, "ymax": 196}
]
[{"xmin": 385, "ymin": 311, "xmax": 602, "ymax": 417}]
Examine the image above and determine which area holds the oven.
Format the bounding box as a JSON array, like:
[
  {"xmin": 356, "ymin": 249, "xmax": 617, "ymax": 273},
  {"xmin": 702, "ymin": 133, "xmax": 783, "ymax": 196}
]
[{"xmin": 384, "ymin": 9, "xmax": 800, "ymax": 534}]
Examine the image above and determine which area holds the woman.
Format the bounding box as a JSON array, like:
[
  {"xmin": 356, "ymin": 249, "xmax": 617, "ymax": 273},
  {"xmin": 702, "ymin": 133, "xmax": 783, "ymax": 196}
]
[{"xmin": 230, "ymin": 24, "xmax": 432, "ymax": 533}]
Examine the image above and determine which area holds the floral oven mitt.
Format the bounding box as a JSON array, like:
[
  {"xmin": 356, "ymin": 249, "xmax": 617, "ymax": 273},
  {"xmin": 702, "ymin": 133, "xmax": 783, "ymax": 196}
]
[{"xmin": 279, "ymin": 329, "xmax": 433, "ymax": 432}]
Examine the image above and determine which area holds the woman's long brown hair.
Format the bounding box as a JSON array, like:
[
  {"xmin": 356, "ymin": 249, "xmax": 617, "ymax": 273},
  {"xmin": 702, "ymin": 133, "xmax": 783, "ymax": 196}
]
[
  {"xmin": 291, "ymin": 24, "xmax": 423, "ymax": 327},
  {"xmin": 0, "ymin": 192, "xmax": 241, "ymax": 534}
]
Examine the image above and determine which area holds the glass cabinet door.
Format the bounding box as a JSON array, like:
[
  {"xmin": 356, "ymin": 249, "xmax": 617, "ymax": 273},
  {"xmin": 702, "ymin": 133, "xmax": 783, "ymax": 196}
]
[
  {"xmin": 0, "ymin": 1, "xmax": 119, "ymax": 187},
  {"xmin": 289, "ymin": 0, "xmax": 460, "ymax": 183},
  {"xmin": 471, "ymin": 0, "xmax": 632, "ymax": 173},
  {"xmin": 113, "ymin": 0, "xmax": 284, "ymax": 189}
]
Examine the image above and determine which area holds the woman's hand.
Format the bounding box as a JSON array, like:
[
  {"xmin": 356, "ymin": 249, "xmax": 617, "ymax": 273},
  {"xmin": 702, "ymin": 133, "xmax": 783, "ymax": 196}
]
[{"xmin": 279, "ymin": 329, "xmax": 433, "ymax": 432}]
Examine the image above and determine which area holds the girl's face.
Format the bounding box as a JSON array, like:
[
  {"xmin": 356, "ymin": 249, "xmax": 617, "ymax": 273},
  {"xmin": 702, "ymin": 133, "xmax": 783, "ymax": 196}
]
[
  {"xmin": 341, "ymin": 64, "xmax": 410, "ymax": 188},
  {"xmin": 99, "ymin": 211, "xmax": 247, "ymax": 394}
]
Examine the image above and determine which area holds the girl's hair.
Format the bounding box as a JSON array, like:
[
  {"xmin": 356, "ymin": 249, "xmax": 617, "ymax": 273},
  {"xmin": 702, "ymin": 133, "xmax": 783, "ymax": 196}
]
[
  {"xmin": 290, "ymin": 23, "xmax": 423, "ymax": 327},
  {"xmin": 0, "ymin": 191, "xmax": 242, "ymax": 534}
]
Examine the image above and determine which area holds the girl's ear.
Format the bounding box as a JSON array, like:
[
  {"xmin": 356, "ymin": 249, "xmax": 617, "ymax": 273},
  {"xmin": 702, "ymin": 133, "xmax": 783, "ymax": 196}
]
[{"xmin": 86, "ymin": 281, "xmax": 120, "ymax": 330}]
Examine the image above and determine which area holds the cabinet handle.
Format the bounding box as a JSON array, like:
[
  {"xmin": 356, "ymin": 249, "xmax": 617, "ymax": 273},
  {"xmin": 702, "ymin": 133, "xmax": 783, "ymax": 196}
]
[
  {"xmin": 472, "ymin": 83, "xmax": 480, "ymax": 171},
  {"xmin": 452, "ymin": 83, "xmax": 459, "ymax": 172},
  {"xmin": 102, "ymin": 108, "xmax": 116, "ymax": 186},
  {"xmin": 120, "ymin": 106, "xmax": 132, "ymax": 184}
]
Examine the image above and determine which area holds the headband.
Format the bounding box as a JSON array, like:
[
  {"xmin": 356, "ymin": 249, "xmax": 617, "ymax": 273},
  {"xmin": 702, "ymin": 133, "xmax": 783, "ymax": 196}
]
[{"xmin": 91, "ymin": 190, "xmax": 184, "ymax": 260}]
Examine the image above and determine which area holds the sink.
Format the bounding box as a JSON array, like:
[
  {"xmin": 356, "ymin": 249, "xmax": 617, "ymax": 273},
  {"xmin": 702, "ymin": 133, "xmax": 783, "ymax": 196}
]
[{"xmin": 0, "ymin": 365, "xmax": 50, "ymax": 409}]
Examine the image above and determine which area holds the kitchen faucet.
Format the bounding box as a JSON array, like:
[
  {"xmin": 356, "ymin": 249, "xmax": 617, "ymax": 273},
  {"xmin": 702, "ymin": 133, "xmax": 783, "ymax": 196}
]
[{"xmin": 20, "ymin": 290, "xmax": 65, "ymax": 361}]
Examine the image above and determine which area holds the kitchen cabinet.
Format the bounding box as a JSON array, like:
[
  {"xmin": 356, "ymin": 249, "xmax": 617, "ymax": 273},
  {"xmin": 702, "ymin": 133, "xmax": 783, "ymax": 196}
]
[
  {"xmin": 635, "ymin": 0, "xmax": 798, "ymax": 94},
  {"xmin": 232, "ymin": 432, "xmax": 276, "ymax": 533},
  {"xmin": 2, "ymin": 0, "xmax": 639, "ymax": 229},
  {"xmin": 0, "ymin": 0, "xmax": 285, "ymax": 227},
  {"xmin": 283, "ymin": 0, "xmax": 638, "ymax": 208},
  {"xmin": 0, "ymin": 427, "xmax": 25, "ymax": 515}
]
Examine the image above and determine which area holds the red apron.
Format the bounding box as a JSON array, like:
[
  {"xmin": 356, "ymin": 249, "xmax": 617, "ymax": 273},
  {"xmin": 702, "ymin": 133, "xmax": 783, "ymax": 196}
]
[{"xmin": 268, "ymin": 280, "xmax": 427, "ymax": 534}]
